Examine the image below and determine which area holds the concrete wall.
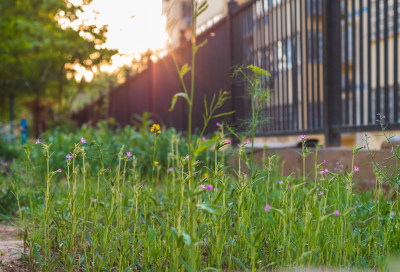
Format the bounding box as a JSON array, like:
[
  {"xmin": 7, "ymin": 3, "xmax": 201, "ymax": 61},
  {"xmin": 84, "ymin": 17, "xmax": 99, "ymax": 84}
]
[{"xmin": 248, "ymin": 146, "xmax": 398, "ymax": 190}]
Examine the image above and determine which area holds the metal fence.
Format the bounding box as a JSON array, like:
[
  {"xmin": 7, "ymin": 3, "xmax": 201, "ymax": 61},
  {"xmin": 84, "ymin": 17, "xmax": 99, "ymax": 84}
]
[{"xmin": 73, "ymin": 0, "xmax": 400, "ymax": 146}]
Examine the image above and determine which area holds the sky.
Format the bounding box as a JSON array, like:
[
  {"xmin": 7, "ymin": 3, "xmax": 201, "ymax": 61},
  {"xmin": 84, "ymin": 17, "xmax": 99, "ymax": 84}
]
[{"xmin": 66, "ymin": 0, "xmax": 168, "ymax": 78}]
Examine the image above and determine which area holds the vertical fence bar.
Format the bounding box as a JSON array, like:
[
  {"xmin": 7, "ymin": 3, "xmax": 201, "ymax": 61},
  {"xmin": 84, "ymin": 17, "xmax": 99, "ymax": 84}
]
[
  {"xmin": 367, "ymin": 0, "xmax": 372, "ymax": 124},
  {"xmin": 376, "ymin": 0, "xmax": 381, "ymax": 116},
  {"xmin": 345, "ymin": 0, "xmax": 350, "ymax": 125},
  {"xmin": 291, "ymin": 0, "xmax": 298, "ymax": 130},
  {"xmin": 316, "ymin": 0, "xmax": 321, "ymax": 128},
  {"xmin": 270, "ymin": 0, "xmax": 279, "ymax": 131},
  {"xmin": 284, "ymin": 0, "xmax": 290, "ymax": 130},
  {"xmin": 395, "ymin": 0, "xmax": 399, "ymax": 122},
  {"xmin": 384, "ymin": 0, "xmax": 389, "ymax": 120},
  {"xmin": 305, "ymin": 0, "xmax": 310, "ymax": 130},
  {"xmin": 275, "ymin": 0, "xmax": 281, "ymax": 131},
  {"xmin": 279, "ymin": 0, "xmax": 285, "ymax": 130},
  {"xmin": 311, "ymin": 0, "xmax": 316, "ymax": 129},
  {"xmin": 352, "ymin": 0, "xmax": 356, "ymax": 125},
  {"xmin": 359, "ymin": 0, "xmax": 364, "ymax": 125},
  {"xmin": 323, "ymin": 0, "xmax": 342, "ymax": 146},
  {"xmin": 300, "ymin": 0, "xmax": 305, "ymax": 130}
]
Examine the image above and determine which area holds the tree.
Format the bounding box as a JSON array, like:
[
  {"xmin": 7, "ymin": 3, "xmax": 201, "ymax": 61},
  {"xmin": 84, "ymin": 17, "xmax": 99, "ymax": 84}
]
[{"xmin": 0, "ymin": 0, "xmax": 116, "ymax": 137}]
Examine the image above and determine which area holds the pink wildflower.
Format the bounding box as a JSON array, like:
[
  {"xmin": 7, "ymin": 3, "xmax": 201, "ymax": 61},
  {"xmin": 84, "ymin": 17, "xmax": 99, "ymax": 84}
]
[
  {"xmin": 200, "ymin": 184, "xmax": 206, "ymax": 189},
  {"xmin": 186, "ymin": 155, "xmax": 190, "ymax": 160},
  {"xmin": 278, "ymin": 180, "xmax": 283, "ymax": 184},
  {"xmin": 201, "ymin": 137, "xmax": 206, "ymax": 141},
  {"xmin": 81, "ymin": 137, "xmax": 86, "ymax": 144},
  {"xmin": 168, "ymin": 168, "xmax": 173, "ymax": 172},
  {"xmin": 353, "ymin": 166, "xmax": 359, "ymax": 172},
  {"xmin": 334, "ymin": 210, "xmax": 339, "ymax": 216},
  {"xmin": 318, "ymin": 191, "xmax": 324, "ymax": 196},
  {"xmin": 57, "ymin": 169, "xmax": 62, "ymax": 173},
  {"xmin": 66, "ymin": 154, "xmax": 73, "ymax": 161},
  {"xmin": 323, "ymin": 160, "xmax": 327, "ymax": 164},
  {"xmin": 206, "ymin": 184, "xmax": 213, "ymax": 191},
  {"xmin": 35, "ymin": 139, "xmax": 40, "ymax": 144},
  {"xmin": 227, "ymin": 141, "xmax": 231, "ymax": 144},
  {"xmin": 119, "ymin": 193, "xmax": 123, "ymax": 196},
  {"xmin": 126, "ymin": 152, "xmax": 132, "ymax": 157},
  {"xmin": 265, "ymin": 203, "xmax": 270, "ymax": 212},
  {"xmin": 300, "ymin": 134, "xmax": 306, "ymax": 140},
  {"xmin": 93, "ymin": 199, "xmax": 97, "ymax": 202},
  {"xmin": 216, "ymin": 122, "xmax": 220, "ymax": 126},
  {"xmin": 194, "ymin": 173, "xmax": 197, "ymax": 177},
  {"xmin": 246, "ymin": 138, "xmax": 251, "ymax": 144}
]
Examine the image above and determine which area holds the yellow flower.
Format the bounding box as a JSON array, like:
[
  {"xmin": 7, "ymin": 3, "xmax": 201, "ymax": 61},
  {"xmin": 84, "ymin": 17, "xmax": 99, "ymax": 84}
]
[
  {"xmin": 150, "ymin": 188, "xmax": 153, "ymax": 192},
  {"xmin": 154, "ymin": 161, "xmax": 159, "ymax": 165},
  {"xmin": 150, "ymin": 124, "xmax": 161, "ymax": 135}
]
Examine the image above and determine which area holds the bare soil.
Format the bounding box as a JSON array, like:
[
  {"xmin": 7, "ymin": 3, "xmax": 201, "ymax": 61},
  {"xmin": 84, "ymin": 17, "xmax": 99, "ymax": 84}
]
[{"xmin": 0, "ymin": 224, "xmax": 30, "ymax": 272}]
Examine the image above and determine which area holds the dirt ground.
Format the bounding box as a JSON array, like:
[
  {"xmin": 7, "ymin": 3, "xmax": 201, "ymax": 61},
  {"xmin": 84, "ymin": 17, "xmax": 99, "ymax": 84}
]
[{"xmin": 0, "ymin": 224, "xmax": 29, "ymax": 272}]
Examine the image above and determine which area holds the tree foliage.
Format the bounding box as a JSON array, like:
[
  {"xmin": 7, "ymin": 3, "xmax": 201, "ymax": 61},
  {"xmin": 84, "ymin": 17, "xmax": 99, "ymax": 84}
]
[{"xmin": 0, "ymin": 0, "xmax": 116, "ymax": 135}]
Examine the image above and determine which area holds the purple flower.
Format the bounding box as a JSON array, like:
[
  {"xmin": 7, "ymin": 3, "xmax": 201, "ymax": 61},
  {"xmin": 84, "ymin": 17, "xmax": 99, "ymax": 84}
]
[
  {"xmin": 93, "ymin": 199, "xmax": 97, "ymax": 202},
  {"xmin": 57, "ymin": 169, "xmax": 62, "ymax": 173},
  {"xmin": 168, "ymin": 168, "xmax": 173, "ymax": 172},
  {"xmin": 363, "ymin": 145, "xmax": 366, "ymax": 149},
  {"xmin": 318, "ymin": 191, "xmax": 324, "ymax": 196},
  {"xmin": 201, "ymin": 137, "xmax": 206, "ymax": 141},
  {"xmin": 353, "ymin": 166, "xmax": 359, "ymax": 172},
  {"xmin": 227, "ymin": 141, "xmax": 231, "ymax": 144},
  {"xmin": 323, "ymin": 160, "xmax": 327, "ymax": 164},
  {"xmin": 81, "ymin": 137, "xmax": 86, "ymax": 144},
  {"xmin": 119, "ymin": 193, "xmax": 123, "ymax": 196},
  {"xmin": 200, "ymin": 184, "xmax": 206, "ymax": 189},
  {"xmin": 66, "ymin": 154, "xmax": 73, "ymax": 161},
  {"xmin": 107, "ymin": 167, "xmax": 111, "ymax": 170},
  {"xmin": 323, "ymin": 168, "xmax": 328, "ymax": 174},
  {"xmin": 200, "ymin": 161, "xmax": 203, "ymax": 164},
  {"xmin": 246, "ymin": 138, "xmax": 251, "ymax": 144},
  {"xmin": 278, "ymin": 180, "xmax": 283, "ymax": 184},
  {"xmin": 194, "ymin": 173, "xmax": 197, "ymax": 177},
  {"xmin": 142, "ymin": 183, "xmax": 145, "ymax": 187},
  {"xmin": 216, "ymin": 122, "xmax": 220, "ymax": 126},
  {"xmin": 126, "ymin": 152, "xmax": 132, "ymax": 157},
  {"xmin": 35, "ymin": 139, "xmax": 40, "ymax": 145},
  {"xmin": 300, "ymin": 134, "xmax": 306, "ymax": 140},
  {"xmin": 305, "ymin": 181, "xmax": 308, "ymax": 185},
  {"xmin": 334, "ymin": 210, "xmax": 339, "ymax": 216},
  {"xmin": 265, "ymin": 203, "xmax": 270, "ymax": 212},
  {"xmin": 287, "ymin": 186, "xmax": 291, "ymax": 190},
  {"xmin": 186, "ymin": 155, "xmax": 190, "ymax": 160},
  {"xmin": 206, "ymin": 184, "xmax": 213, "ymax": 191}
]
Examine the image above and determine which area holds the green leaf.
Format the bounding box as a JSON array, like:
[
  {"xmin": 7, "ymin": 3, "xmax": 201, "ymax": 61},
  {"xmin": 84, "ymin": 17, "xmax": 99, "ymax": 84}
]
[
  {"xmin": 179, "ymin": 256, "xmax": 193, "ymax": 272},
  {"xmin": 33, "ymin": 244, "xmax": 42, "ymax": 267},
  {"xmin": 197, "ymin": 202, "xmax": 220, "ymax": 215},
  {"xmin": 247, "ymin": 64, "xmax": 270, "ymax": 77},
  {"xmin": 179, "ymin": 64, "xmax": 191, "ymax": 78},
  {"xmin": 231, "ymin": 255, "xmax": 249, "ymax": 272},
  {"xmin": 169, "ymin": 92, "xmax": 189, "ymax": 112},
  {"xmin": 147, "ymin": 228, "xmax": 158, "ymax": 242},
  {"xmin": 212, "ymin": 111, "xmax": 235, "ymax": 118},
  {"xmin": 194, "ymin": 39, "xmax": 208, "ymax": 55}
]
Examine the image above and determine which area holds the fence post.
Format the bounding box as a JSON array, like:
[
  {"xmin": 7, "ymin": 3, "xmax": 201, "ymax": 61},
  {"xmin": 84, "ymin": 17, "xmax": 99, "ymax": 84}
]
[
  {"xmin": 323, "ymin": 0, "xmax": 342, "ymax": 146},
  {"xmin": 228, "ymin": 0, "xmax": 242, "ymax": 130}
]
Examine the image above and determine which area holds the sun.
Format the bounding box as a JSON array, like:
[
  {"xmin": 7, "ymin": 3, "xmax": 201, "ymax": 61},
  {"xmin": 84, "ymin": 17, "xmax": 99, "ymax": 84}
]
[{"xmin": 65, "ymin": 0, "xmax": 169, "ymax": 80}]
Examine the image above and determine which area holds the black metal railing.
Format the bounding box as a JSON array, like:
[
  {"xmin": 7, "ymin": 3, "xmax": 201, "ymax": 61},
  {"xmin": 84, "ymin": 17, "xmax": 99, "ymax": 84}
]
[{"xmin": 73, "ymin": 0, "xmax": 400, "ymax": 146}]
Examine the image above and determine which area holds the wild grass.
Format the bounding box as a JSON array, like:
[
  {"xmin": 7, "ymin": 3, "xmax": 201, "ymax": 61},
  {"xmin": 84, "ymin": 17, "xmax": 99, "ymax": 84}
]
[{"xmin": 8, "ymin": 123, "xmax": 400, "ymax": 271}]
